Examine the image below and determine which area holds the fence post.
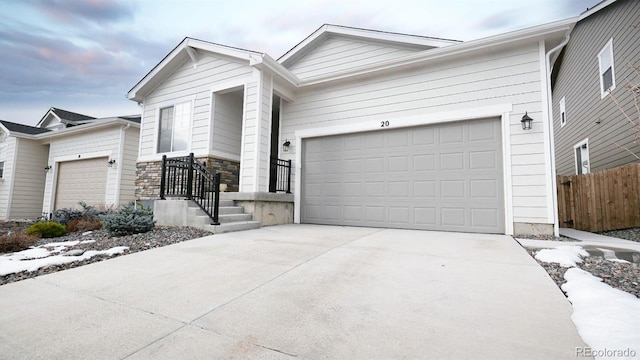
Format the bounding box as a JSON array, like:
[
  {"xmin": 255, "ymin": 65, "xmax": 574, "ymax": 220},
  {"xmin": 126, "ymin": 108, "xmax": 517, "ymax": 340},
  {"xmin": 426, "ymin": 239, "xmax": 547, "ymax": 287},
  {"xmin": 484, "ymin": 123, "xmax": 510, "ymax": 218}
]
[
  {"xmin": 160, "ymin": 155, "xmax": 167, "ymax": 200},
  {"xmin": 213, "ymin": 172, "xmax": 221, "ymax": 225},
  {"xmin": 186, "ymin": 153, "xmax": 194, "ymax": 200},
  {"xmin": 286, "ymin": 159, "xmax": 292, "ymax": 193}
]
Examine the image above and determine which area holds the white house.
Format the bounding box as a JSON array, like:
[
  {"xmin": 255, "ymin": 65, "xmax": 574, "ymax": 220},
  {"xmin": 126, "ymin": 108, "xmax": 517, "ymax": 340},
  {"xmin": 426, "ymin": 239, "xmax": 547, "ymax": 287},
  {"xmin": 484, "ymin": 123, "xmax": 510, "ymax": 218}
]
[
  {"xmin": 129, "ymin": 20, "xmax": 579, "ymax": 235},
  {"xmin": 0, "ymin": 108, "xmax": 140, "ymax": 219}
]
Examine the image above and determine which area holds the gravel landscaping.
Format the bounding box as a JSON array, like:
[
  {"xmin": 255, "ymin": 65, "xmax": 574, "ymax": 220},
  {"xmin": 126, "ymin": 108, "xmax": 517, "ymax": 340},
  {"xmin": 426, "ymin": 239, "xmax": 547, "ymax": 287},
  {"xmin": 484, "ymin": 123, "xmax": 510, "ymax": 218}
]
[
  {"xmin": 1, "ymin": 224, "xmax": 212, "ymax": 286},
  {"xmin": 600, "ymin": 227, "xmax": 640, "ymax": 242}
]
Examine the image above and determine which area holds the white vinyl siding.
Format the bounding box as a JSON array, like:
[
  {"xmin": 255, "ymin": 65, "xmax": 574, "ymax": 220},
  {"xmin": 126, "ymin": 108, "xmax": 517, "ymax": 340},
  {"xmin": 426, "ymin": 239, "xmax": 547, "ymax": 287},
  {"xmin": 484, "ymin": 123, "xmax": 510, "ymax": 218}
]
[
  {"xmin": 119, "ymin": 127, "xmax": 140, "ymax": 205},
  {"xmin": 0, "ymin": 137, "xmax": 16, "ymax": 219},
  {"xmin": 281, "ymin": 42, "xmax": 550, "ymax": 225},
  {"xmin": 597, "ymin": 38, "xmax": 615, "ymax": 98},
  {"xmin": 10, "ymin": 139, "xmax": 48, "ymax": 218},
  {"xmin": 559, "ymin": 97, "xmax": 566, "ymax": 127},
  {"xmin": 212, "ymin": 91, "xmax": 243, "ymax": 158},
  {"xmin": 287, "ymin": 37, "xmax": 423, "ymax": 80},
  {"xmin": 138, "ymin": 54, "xmax": 253, "ymax": 161}
]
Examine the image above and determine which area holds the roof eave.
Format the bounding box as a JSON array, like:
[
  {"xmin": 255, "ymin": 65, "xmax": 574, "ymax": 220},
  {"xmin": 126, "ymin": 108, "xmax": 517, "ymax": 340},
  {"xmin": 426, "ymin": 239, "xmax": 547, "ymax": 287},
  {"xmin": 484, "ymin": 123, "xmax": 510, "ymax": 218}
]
[{"xmin": 30, "ymin": 118, "xmax": 140, "ymax": 141}]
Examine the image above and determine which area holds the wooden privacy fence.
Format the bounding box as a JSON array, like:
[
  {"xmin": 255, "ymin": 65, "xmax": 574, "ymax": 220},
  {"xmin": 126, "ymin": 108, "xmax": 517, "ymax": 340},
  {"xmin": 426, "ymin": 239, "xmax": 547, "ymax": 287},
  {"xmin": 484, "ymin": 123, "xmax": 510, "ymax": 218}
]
[{"xmin": 557, "ymin": 163, "xmax": 640, "ymax": 232}]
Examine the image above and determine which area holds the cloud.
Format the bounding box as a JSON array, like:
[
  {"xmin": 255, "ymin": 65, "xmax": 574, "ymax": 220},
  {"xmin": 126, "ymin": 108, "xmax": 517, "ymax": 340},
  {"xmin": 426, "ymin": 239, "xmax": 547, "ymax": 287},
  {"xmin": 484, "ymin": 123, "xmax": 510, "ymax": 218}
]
[{"xmin": 28, "ymin": 0, "xmax": 134, "ymax": 25}]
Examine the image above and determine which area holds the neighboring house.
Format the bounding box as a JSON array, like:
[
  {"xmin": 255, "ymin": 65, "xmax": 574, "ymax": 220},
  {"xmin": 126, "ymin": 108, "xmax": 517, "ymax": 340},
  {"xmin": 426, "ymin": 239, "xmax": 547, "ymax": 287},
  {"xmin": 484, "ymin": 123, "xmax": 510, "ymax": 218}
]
[
  {"xmin": 0, "ymin": 108, "xmax": 141, "ymax": 219},
  {"xmin": 552, "ymin": 0, "xmax": 640, "ymax": 175},
  {"xmin": 128, "ymin": 20, "xmax": 579, "ymax": 236}
]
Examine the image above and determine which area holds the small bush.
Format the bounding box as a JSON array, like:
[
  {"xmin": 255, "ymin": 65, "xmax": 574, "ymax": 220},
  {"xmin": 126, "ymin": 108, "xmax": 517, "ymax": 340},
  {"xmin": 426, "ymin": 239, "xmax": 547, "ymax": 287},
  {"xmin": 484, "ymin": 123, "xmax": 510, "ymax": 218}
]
[
  {"xmin": 51, "ymin": 208, "xmax": 83, "ymax": 225},
  {"xmin": 24, "ymin": 221, "xmax": 67, "ymax": 238},
  {"xmin": 101, "ymin": 202, "xmax": 155, "ymax": 237},
  {"xmin": 0, "ymin": 232, "xmax": 38, "ymax": 253},
  {"xmin": 66, "ymin": 216, "xmax": 103, "ymax": 232}
]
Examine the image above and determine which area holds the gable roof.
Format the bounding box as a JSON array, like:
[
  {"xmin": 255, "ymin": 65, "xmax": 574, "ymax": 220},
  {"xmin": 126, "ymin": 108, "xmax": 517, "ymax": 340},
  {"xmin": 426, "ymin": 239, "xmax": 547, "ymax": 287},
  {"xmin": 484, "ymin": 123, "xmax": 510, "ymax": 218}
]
[
  {"xmin": 0, "ymin": 120, "xmax": 51, "ymax": 135},
  {"xmin": 127, "ymin": 37, "xmax": 273, "ymax": 103},
  {"xmin": 36, "ymin": 107, "xmax": 97, "ymax": 128},
  {"xmin": 278, "ymin": 24, "xmax": 460, "ymax": 67}
]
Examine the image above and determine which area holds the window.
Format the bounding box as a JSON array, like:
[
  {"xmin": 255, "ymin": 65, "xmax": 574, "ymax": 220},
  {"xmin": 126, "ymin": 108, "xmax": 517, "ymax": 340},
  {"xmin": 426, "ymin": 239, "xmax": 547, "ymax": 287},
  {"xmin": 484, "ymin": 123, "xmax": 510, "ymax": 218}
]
[
  {"xmin": 574, "ymin": 139, "xmax": 590, "ymax": 175},
  {"xmin": 0, "ymin": 161, "xmax": 4, "ymax": 179},
  {"xmin": 598, "ymin": 38, "xmax": 615, "ymax": 98},
  {"xmin": 559, "ymin": 97, "xmax": 566, "ymax": 127},
  {"xmin": 157, "ymin": 102, "xmax": 191, "ymax": 153}
]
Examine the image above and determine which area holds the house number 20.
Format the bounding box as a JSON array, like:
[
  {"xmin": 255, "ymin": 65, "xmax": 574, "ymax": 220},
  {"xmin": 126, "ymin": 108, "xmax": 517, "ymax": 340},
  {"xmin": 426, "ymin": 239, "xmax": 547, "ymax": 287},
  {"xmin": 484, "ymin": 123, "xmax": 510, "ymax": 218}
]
[{"xmin": 380, "ymin": 120, "xmax": 390, "ymax": 127}]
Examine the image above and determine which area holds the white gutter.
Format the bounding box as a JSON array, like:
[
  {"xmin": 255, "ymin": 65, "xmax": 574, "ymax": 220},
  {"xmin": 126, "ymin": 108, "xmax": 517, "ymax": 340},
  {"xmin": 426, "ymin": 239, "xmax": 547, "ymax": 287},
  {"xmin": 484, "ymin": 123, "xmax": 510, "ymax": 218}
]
[{"xmin": 544, "ymin": 31, "xmax": 572, "ymax": 237}]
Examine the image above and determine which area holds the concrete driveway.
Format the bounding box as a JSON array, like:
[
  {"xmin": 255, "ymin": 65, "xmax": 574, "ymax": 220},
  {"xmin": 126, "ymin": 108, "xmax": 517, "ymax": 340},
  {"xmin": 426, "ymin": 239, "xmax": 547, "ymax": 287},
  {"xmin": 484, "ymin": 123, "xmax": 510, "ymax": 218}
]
[{"xmin": 0, "ymin": 225, "xmax": 586, "ymax": 359}]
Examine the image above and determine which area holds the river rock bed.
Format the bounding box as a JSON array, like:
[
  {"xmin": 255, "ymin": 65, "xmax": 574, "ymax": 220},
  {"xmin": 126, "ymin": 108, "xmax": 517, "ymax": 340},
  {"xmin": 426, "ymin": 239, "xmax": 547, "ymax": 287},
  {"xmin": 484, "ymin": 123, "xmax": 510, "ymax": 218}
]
[
  {"xmin": 527, "ymin": 249, "xmax": 640, "ymax": 299},
  {"xmin": 1, "ymin": 226, "xmax": 212, "ymax": 286}
]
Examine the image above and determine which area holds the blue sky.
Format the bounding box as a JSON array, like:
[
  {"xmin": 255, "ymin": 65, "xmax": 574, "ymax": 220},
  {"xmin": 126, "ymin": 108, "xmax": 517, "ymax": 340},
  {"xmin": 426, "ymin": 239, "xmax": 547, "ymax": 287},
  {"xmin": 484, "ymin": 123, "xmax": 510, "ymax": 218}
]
[{"xmin": 0, "ymin": 0, "xmax": 595, "ymax": 125}]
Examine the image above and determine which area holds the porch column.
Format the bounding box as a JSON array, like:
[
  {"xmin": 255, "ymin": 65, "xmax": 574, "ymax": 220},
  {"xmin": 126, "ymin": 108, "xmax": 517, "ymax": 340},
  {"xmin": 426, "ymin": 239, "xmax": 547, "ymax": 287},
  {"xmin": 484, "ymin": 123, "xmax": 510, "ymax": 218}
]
[{"xmin": 239, "ymin": 69, "xmax": 273, "ymax": 193}]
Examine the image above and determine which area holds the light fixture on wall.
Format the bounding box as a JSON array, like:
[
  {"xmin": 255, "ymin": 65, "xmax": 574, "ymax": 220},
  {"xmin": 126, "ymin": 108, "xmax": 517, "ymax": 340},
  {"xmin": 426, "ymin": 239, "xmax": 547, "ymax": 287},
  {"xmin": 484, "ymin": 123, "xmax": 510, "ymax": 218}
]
[
  {"xmin": 282, "ymin": 140, "xmax": 291, "ymax": 152},
  {"xmin": 44, "ymin": 165, "xmax": 52, "ymax": 173},
  {"xmin": 521, "ymin": 112, "xmax": 533, "ymax": 130},
  {"xmin": 107, "ymin": 159, "xmax": 116, "ymax": 167}
]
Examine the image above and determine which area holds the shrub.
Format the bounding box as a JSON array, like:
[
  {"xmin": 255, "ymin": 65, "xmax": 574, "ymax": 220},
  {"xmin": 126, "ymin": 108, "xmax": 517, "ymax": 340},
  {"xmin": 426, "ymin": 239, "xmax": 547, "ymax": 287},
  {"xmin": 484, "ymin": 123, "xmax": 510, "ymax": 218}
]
[
  {"xmin": 66, "ymin": 216, "xmax": 103, "ymax": 232},
  {"xmin": 24, "ymin": 221, "xmax": 66, "ymax": 238},
  {"xmin": 0, "ymin": 232, "xmax": 38, "ymax": 253},
  {"xmin": 52, "ymin": 202, "xmax": 112, "ymax": 230},
  {"xmin": 101, "ymin": 202, "xmax": 155, "ymax": 237}
]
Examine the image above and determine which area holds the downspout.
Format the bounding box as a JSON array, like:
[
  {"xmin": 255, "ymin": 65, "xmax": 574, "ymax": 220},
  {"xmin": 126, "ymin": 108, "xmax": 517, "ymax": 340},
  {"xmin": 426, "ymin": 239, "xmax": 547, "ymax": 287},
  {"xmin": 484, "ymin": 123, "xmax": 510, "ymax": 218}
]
[
  {"xmin": 545, "ymin": 32, "xmax": 571, "ymax": 237},
  {"xmin": 114, "ymin": 122, "xmax": 131, "ymax": 207}
]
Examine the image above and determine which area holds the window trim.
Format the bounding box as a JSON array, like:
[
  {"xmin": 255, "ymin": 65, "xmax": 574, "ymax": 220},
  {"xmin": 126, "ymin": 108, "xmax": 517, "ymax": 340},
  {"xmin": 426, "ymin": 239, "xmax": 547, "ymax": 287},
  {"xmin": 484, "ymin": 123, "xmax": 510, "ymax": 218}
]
[
  {"xmin": 597, "ymin": 38, "xmax": 615, "ymax": 99},
  {"xmin": 559, "ymin": 97, "xmax": 566, "ymax": 128},
  {"xmin": 154, "ymin": 98, "xmax": 194, "ymax": 155},
  {"xmin": 573, "ymin": 138, "xmax": 590, "ymax": 175}
]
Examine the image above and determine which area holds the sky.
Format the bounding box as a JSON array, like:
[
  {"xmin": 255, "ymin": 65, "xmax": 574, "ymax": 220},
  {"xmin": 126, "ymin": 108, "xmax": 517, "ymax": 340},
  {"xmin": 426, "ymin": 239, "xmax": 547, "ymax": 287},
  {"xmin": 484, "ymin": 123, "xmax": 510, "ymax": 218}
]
[{"xmin": 0, "ymin": 0, "xmax": 597, "ymax": 126}]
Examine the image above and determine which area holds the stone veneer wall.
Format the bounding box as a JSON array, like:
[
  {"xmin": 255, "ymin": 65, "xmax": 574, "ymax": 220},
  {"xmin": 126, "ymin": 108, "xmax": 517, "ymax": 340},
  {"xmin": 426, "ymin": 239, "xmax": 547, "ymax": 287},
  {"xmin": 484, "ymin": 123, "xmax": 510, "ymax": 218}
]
[{"xmin": 135, "ymin": 156, "xmax": 240, "ymax": 200}]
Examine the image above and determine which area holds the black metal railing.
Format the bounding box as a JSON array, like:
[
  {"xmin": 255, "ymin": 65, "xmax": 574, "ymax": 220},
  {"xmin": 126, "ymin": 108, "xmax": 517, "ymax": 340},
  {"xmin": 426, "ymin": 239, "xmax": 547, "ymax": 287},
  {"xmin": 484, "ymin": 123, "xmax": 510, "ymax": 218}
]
[
  {"xmin": 269, "ymin": 157, "xmax": 292, "ymax": 193},
  {"xmin": 160, "ymin": 153, "xmax": 220, "ymax": 225}
]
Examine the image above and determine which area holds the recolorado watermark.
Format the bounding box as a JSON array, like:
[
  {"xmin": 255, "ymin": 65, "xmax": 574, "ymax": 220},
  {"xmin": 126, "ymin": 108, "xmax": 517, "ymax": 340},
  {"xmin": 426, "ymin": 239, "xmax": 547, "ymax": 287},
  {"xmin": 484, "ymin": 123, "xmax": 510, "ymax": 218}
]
[{"xmin": 576, "ymin": 347, "xmax": 636, "ymax": 358}]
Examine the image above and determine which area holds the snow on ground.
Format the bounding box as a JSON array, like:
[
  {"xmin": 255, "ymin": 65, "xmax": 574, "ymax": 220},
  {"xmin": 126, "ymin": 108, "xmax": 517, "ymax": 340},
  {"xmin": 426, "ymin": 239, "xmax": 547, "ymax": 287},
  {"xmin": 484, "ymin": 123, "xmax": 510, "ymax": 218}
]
[
  {"xmin": 535, "ymin": 246, "xmax": 640, "ymax": 360},
  {"xmin": 535, "ymin": 245, "xmax": 589, "ymax": 267},
  {"xmin": 0, "ymin": 241, "xmax": 128, "ymax": 276}
]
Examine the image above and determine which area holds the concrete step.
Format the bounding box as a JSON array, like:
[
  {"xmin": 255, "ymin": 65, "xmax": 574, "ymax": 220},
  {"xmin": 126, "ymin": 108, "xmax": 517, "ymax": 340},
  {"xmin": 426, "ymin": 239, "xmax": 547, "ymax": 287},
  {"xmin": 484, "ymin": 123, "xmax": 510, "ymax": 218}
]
[
  {"xmin": 204, "ymin": 221, "xmax": 261, "ymax": 234},
  {"xmin": 218, "ymin": 206, "xmax": 244, "ymax": 215},
  {"xmin": 218, "ymin": 213, "xmax": 252, "ymax": 223}
]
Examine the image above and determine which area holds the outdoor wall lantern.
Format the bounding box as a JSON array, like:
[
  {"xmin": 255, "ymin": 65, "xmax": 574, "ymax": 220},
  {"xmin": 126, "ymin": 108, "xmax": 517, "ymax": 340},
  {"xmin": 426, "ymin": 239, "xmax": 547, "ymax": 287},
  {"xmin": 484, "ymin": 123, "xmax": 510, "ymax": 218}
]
[
  {"xmin": 44, "ymin": 165, "xmax": 52, "ymax": 172},
  {"xmin": 107, "ymin": 159, "xmax": 116, "ymax": 167},
  {"xmin": 521, "ymin": 112, "xmax": 533, "ymax": 130},
  {"xmin": 282, "ymin": 140, "xmax": 291, "ymax": 152}
]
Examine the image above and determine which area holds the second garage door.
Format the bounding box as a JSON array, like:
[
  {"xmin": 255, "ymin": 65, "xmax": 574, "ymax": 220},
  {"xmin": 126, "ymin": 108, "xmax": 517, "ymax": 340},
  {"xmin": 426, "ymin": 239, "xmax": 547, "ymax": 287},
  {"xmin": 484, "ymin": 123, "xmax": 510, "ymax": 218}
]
[
  {"xmin": 301, "ymin": 118, "xmax": 504, "ymax": 233},
  {"xmin": 55, "ymin": 157, "xmax": 108, "ymax": 210}
]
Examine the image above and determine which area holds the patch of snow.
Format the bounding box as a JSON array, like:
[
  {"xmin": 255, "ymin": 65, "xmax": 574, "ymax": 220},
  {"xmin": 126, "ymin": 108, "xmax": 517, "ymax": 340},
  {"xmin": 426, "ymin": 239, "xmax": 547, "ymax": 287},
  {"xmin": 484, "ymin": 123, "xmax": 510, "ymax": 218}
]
[
  {"xmin": 80, "ymin": 240, "xmax": 95, "ymax": 244},
  {"xmin": 42, "ymin": 240, "xmax": 80, "ymax": 248},
  {"xmin": 5, "ymin": 248, "xmax": 51, "ymax": 260},
  {"xmin": 0, "ymin": 246, "xmax": 129, "ymax": 276},
  {"xmin": 562, "ymin": 268, "xmax": 640, "ymax": 359},
  {"xmin": 82, "ymin": 231, "xmax": 93, "ymax": 236},
  {"xmin": 535, "ymin": 246, "xmax": 589, "ymax": 267}
]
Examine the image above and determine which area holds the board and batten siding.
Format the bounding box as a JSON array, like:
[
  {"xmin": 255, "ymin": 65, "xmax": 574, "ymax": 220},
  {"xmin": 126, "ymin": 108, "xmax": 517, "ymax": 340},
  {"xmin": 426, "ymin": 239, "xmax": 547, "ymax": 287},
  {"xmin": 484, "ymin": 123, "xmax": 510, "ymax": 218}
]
[
  {"xmin": 280, "ymin": 42, "xmax": 552, "ymax": 225},
  {"xmin": 0, "ymin": 136, "xmax": 17, "ymax": 219},
  {"xmin": 287, "ymin": 37, "xmax": 425, "ymax": 80},
  {"xmin": 139, "ymin": 54, "xmax": 254, "ymax": 161},
  {"xmin": 42, "ymin": 127, "xmax": 123, "ymax": 213},
  {"xmin": 553, "ymin": 0, "xmax": 640, "ymax": 175},
  {"xmin": 212, "ymin": 91, "xmax": 243, "ymax": 159},
  {"xmin": 119, "ymin": 126, "xmax": 140, "ymax": 205},
  {"xmin": 10, "ymin": 138, "xmax": 48, "ymax": 218}
]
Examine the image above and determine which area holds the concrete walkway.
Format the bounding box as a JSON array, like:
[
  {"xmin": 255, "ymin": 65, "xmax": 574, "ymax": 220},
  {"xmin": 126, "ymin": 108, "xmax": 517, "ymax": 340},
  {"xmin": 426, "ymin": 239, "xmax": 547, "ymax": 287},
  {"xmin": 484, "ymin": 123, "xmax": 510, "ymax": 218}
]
[
  {"xmin": 517, "ymin": 228, "xmax": 640, "ymax": 252},
  {"xmin": 0, "ymin": 225, "xmax": 587, "ymax": 359}
]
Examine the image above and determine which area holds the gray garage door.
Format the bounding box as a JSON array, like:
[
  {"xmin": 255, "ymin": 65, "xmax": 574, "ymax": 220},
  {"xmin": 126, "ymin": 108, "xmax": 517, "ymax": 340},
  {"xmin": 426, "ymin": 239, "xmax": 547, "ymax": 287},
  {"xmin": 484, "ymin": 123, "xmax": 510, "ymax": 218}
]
[
  {"xmin": 55, "ymin": 157, "xmax": 108, "ymax": 210},
  {"xmin": 301, "ymin": 118, "xmax": 504, "ymax": 233}
]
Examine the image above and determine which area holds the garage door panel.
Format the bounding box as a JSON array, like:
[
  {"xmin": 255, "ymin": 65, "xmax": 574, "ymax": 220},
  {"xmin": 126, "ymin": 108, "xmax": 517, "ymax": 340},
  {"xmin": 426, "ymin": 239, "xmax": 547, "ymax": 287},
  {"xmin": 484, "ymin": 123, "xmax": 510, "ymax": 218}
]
[
  {"xmin": 301, "ymin": 118, "xmax": 504, "ymax": 233},
  {"xmin": 55, "ymin": 157, "xmax": 108, "ymax": 210}
]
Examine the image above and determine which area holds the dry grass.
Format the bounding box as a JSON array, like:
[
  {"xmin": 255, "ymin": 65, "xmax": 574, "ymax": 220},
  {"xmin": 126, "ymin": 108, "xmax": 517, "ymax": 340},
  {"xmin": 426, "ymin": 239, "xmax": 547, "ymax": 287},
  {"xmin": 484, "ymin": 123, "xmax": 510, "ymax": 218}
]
[
  {"xmin": 0, "ymin": 233, "xmax": 38, "ymax": 253},
  {"xmin": 66, "ymin": 216, "xmax": 103, "ymax": 233}
]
